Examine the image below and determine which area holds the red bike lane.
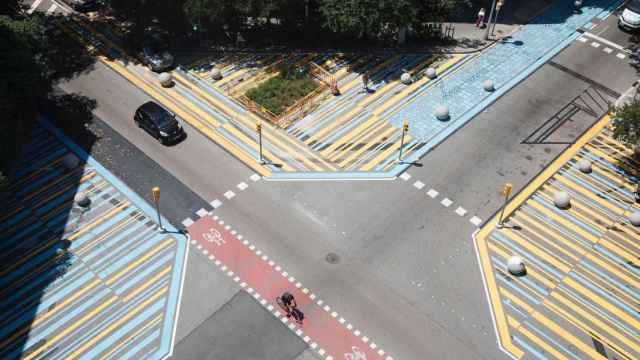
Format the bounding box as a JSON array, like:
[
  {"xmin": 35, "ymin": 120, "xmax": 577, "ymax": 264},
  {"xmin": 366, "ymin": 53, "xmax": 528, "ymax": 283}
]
[{"xmin": 187, "ymin": 215, "xmax": 390, "ymax": 360}]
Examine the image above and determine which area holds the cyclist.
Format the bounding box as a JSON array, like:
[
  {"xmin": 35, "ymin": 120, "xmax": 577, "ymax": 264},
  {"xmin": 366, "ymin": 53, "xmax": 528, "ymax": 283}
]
[{"xmin": 279, "ymin": 292, "xmax": 303, "ymax": 324}]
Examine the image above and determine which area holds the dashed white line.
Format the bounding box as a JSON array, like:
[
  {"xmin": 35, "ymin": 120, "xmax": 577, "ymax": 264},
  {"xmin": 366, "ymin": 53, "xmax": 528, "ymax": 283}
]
[
  {"xmin": 470, "ymin": 216, "xmax": 482, "ymax": 227},
  {"xmin": 223, "ymin": 190, "xmax": 236, "ymax": 199},
  {"xmin": 399, "ymin": 172, "xmax": 411, "ymax": 181},
  {"xmin": 237, "ymin": 182, "xmax": 248, "ymax": 191},
  {"xmin": 441, "ymin": 198, "xmax": 453, "ymax": 207},
  {"xmin": 590, "ymin": 42, "xmax": 600, "ymax": 48},
  {"xmin": 250, "ymin": 173, "xmax": 261, "ymax": 182},
  {"xmin": 196, "ymin": 208, "xmax": 209, "ymax": 218},
  {"xmin": 577, "ymin": 36, "xmax": 587, "ymax": 43},
  {"xmin": 617, "ymin": 53, "xmax": 626, "ymax": 59},
  {"xmin": 413, "ymin": 180, "xmax": 425, "ymax": 189},
  {"xmin": 210, "ymin": 199, "xmax": 223, "ymax": 209},
  {"xmin": 181, "ymin": 218, "xmax": 194, "ymax": 227},
  {"xmin": 455, "ymin": 207, "xmax": 467, "ymax": 216},
  {"xmin": 603, "ymin": 47, "xmax": 613, "ymax": 54},
  {"xmin": 427, "ymin": 189, "xmax": 439, "ymax": 198}
]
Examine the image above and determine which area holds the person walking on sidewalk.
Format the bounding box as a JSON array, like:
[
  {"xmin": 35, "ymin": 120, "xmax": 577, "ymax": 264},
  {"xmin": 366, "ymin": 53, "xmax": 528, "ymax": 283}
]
[{"xmin": 476, "ymin": 8, "xmax": 486, "ymax": 28}]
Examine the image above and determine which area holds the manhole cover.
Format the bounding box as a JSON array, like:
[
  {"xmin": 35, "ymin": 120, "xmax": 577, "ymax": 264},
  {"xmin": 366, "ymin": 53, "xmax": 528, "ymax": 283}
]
[{"xmin": 325, "ymin": 253, "xmax": 340, "ymax": 264}]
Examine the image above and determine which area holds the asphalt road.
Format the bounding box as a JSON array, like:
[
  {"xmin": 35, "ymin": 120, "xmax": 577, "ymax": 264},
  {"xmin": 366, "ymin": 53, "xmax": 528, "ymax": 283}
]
[{"xmin": 54, "ymin": 11, "xmax": 638, "ymax": 360}]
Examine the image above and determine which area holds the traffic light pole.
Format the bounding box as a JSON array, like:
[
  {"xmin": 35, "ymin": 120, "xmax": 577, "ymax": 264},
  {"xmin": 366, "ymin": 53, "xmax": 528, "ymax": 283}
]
[
  {"xmin": 483, "ymin": 0, "xmax": 497, "ymax": 40},
  {"xmin": 398, "ymin": 121, "xmax": 408, "ymax": 163}
]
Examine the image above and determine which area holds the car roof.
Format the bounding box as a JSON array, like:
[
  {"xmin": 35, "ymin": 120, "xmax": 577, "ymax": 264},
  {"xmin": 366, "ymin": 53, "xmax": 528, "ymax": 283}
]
[{"xmin": 138, "ymin": 102, "xmax": 172, "ymax": 122}]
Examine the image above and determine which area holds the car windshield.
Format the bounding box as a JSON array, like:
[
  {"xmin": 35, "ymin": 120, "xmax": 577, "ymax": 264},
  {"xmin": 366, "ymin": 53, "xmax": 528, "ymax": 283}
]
[
  {"xmin": 153, "ymin": 113, "xmax": 175, "ymax": 129},
  {"xmin": 628, "ymin": 0, "xmax": 640, "ymax": 13}
]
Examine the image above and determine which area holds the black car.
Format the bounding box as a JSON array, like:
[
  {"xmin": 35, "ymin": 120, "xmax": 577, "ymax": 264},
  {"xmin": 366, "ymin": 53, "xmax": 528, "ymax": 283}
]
[
  {"xmin": 142, "ymin": 30, "xmax": 174, "ymax": 72},
  {"xmin": 134, "ymin": 102, "xmax": 184, "ymax": 144}
]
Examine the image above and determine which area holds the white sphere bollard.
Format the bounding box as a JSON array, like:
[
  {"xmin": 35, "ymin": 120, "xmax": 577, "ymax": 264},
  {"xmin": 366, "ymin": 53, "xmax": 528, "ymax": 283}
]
[
  {"xmin": 434, "ymin": 105, "xmax": 450, "ymax": 121},
  {"xmin": 210, "ymin": 67, "xmax": 222, "ymax": 80},
  {"xmin": 554, "ymin": 191, "xmax": 571, "ymax": 209},
  {"xmin": 159, "ymin": 72, "xmax": 173, "ymax": 87},
  {"xmin": 483, "ymin": 80, "xmax": 495, "ymax": 92},
  {"xmin": 577, "ymin": 159, "xmax": 592, "ymax": 173},
  {"xmin": 425, "ymin": 67, "xmax": 437, "ymax": 79},
  {"xmin": 74, "ymin": 192, "xmax": 91, "ymax": 207},
  {"xmin": 629, "ymin": 211, "xmax": 640, "ymax": 226},
  {"xmin": 62, "ymin": 153, "xmax": 80, "ymax": 170},
  {"xmin": 507, "ymin": 256, "xmax": 526, "ymax": 276},
  {"xmin": 401, "ymin": 72, "xmax": 412, "ymax": 85}
]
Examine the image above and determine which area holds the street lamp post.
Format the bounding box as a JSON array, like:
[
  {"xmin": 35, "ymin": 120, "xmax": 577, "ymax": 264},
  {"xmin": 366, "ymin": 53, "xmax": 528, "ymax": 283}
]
[
  {"xmin": 256, "ymin": 122, "xmax": 264, "ymax": 164},
  {"xmin": 398, "ymin": 121, "xmax": 409, "ymax": 163},
  {"xmin": 497, "ymin": 182, "xmax": 512, "ymax": 228},
  {"xmin": 152, "ymin": 186, "xmax": 165, "ymax": 232}
]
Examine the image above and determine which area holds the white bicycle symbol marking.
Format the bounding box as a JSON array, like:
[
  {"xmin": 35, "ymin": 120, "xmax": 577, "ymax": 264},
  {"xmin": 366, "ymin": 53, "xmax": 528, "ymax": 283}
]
[
  {"xmin": 203, "ymin": 228, "xmax": 225, "ymax": 246},
  {"xmin": 344, "ymin": 346, "xmax": 367, "ymax": 360}
]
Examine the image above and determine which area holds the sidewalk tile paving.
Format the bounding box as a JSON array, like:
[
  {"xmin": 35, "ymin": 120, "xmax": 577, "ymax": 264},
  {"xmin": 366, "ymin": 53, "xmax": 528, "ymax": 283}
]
[{"xmin": 0, "ymin": 119, "xmax": 187, "ymax": 360}]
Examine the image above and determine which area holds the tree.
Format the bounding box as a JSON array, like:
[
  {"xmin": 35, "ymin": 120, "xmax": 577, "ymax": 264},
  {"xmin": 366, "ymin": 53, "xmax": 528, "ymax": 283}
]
[
  {"xmin": 612, "ymin": 99, "xmax": 640, "ymax": 150},
  {"xmin": 0, "ymin": 15, "xmax": 50, "ymax": 172}
]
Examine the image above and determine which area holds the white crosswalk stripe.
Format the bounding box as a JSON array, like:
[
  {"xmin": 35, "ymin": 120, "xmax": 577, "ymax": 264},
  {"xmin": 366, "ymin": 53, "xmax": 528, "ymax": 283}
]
[
  {"xmin": 46, "ymin": 3, "xmax": 58, "ymax": 14},
  {"xmin": 28, "ymin": 0, "xmax": 44, "ymax": 14}
]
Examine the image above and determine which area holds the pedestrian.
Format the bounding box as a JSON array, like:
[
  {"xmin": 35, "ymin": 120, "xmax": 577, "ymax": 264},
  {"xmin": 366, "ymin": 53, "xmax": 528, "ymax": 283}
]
[
  {"xmin": 280, "ymin": 292, "xmax": 303, "ymax": 324},
  {"xmin": 476, "ymin": 8, "xmax": 486, "ymax": 28}
]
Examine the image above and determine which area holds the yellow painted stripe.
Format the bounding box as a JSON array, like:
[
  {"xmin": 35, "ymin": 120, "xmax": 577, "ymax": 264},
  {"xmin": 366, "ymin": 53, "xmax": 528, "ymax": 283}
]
[
  {"xmin": 66, "ymin": 287, "xmax": 168, "ymax": 360},
  {"xmin": 489, "ymin": 242, "xmax": 555, "ymax": 292},
  {"xmin": 12, "ymin": 156, "xmax": 66, "ymax": 189},
  {"xmin": 76, "ymin": 213, "xmax": 142, "ymax": 256},
  {"xmin": 476, "ymin": 115, "xmax": 611, "ymax": 238},
  {"xmin": 68, "ymin": 201, "xmax": 131, "ymax": 241},
  {"xmin": 585, "ymin": 144, "xmax": 639, "ymax": 178},
  {"xmin": 123, "ymin": 266, "xmax": 172, "ymax": 302},
  {"xmin": 544, "ymin": 295, "xmax": 637, "ymax": 360},
  {"xmin": 100, "ymin": 314, "xmax": 162, "ymax": 359},
  {"xmin": 0, "ymin": 278, "xmax": 102, "ymax": 350},
  {"xmin": 339, "ymin": 126, "xmax": 396, "ymax": 168},
  {"xmin": 563, "ymin": 277, "xmax": 640, "ymax": 329},
  {"xmin": 554, "ymin": 285, "xmax": 640, "ymax": 347},
  {"xmin": 173, "ymin": 72, "xmax": 332, "ymax": 171},
  {"xmin": 536, "ymin": 189, "xmax": 610, "ymax": 236},
  {"xmin": 340, "ymin": 55, "xmax": 403, "ymax": 93},
  {"xmin": 215, "ymin": 67, "xmax": 252, "ymax": 86},
  {"xmin": 474, "ymin": 235, "xmax": 525, "ymax": 358},
  {"xmin": 500, "ymin": 287, "xmax": 535, "ymax": 314},
  {"xmin": 575, "ymin": 265, "xmax": 639, "ymax": 310},
  {"xmin": 326, "ymin": 116, "xmax": 387, "ymax": 160},
  {"xmin": 305, "ymin": 101, "xmax": 371, "ymax": 145},
  {"xmin": 103, "ymin": 62, "xmax": 270, "ymax": 176},
  {"xmin": 24, "ymin": 296, "xmax": 119, "ymax": 360},
  {"xmin": 575, "ymin": 154, "xmax": 635, "ymax": 192},
  {"xmin": 220, "ymin": 123, "xmax": 294, "ymax": 171},
  {"xmin": 33, "ymin": 173, "xmax": 98, "ymax": 207},
  {"xmin": 554, "ymin": 174, "xmax": 625, "ymax": 216},
  {"xmin": 57, "ymin": 22, "xmax": 269, "ymax": 177},
  {"xmin": 373, "ymin": 54, "xmax": 465, "ymax": 117},
  {"xmin": 527, "ymin": 200, "xmax": 600, "ymax": 244},
  {"xmin": 584, "ymin": 252, "xmax": 640, "ymax": 290},
  {"xmin": 359, "ymin": 132, "xmax": 413, "ymax": 171},
  {"xmin": 106, "ymin": 237, "xmax": 174, "ymax": 286},
  {"xmin": 40, "ymin": 181, "xmax": 109, "ymax": 223},
  {"xmin": 502, "ymin": 228, "xmax": 572, "ymax": 273},
  {"xmin": 510, "ymin": 215, "xmax": 580, "ymax": 262},
  {"xmin": 608, "ymin": 223, "xmax": 640, "ymax": 254},
  {"xmin": 332, "ymin": 121, "xmax": 390, "ymax": 163},
  {"xmin": 509, "ymin": 316, "xmax": 570, "ymax": 360}
]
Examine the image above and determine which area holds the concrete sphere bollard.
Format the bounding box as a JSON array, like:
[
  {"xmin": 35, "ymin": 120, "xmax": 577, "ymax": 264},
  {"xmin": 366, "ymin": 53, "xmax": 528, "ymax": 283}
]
[
  {"xmin": 483, "ymin": 80, "xmax": 495, "ymax": 92},
  {"xmin": 425, "ymin": 67, "xmax": 437, "ymax": 79},
  {"xmin": 629, "ymin": 211, "xmax": 640, "ymax": 226},
  {"xmin": 159, "ymin": 72, "xmax": 173, "ymax": 87},
  {"xmin": 577, "ymin": 159, "xmax": 592, "ymax": 173},
  {"xmin": 401, "ymin": 72, "xmax": 412, "ymax": 85},
  {"xmin": 210, "ymin": 67, "xmax": 222, "ymax": 80},
  {"xmin": 62, "ymin": 153, "xmax": 80, "ymax": 170},
  {"xmin": 434, "ymin": 105, "xmax": 450, "ymax": 121},
  {"xmin": 507, "ymin": 256, "xmax": 526, "ymax": 276},
  {"xmin": 74, "ymin": 192, "xmax": 91, "ymax": 208},
  {"xmin": 554, "ymin": 191, "xmax": 571, "ymax": 209}
]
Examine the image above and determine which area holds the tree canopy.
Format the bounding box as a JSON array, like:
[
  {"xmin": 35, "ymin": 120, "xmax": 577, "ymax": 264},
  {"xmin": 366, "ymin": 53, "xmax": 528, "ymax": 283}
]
[{"xmin": 612, "ymin": 99, "xmax": 640, "ymax": 148}]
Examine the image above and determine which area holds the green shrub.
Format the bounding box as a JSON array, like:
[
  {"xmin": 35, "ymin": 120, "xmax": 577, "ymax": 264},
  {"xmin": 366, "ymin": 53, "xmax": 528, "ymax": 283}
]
[{"xmin": 246, "ymin": 69, "xmax": 318, "ymax": 115}]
